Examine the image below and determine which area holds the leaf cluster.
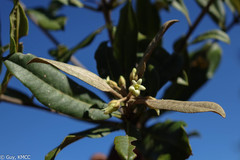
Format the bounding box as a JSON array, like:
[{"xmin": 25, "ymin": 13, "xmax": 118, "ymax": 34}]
[{"xmin": 1, "ymin": 0, "xmax": 239, "ymax": 159}]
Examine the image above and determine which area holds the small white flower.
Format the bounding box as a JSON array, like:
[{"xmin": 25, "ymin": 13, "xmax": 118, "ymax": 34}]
[{"xmin": 128, "ymin": 78, "xmax": 146, "ymax": 97}]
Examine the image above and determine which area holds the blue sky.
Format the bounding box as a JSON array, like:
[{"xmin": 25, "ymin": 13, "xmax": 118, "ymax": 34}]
[{"xmin": 1, "ymin": 0, "xmax": 240, "ymax": 159}]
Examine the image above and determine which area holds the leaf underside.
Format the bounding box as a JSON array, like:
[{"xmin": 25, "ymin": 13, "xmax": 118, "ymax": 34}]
[
  {"xmin": 28, "ymin": 57, "xmax": 121, "ymax": 98},
  {"xmin": 4, "ymin": 53, "xmax": 110, "ymax": 120},
  {"xmin": 145, "ymin": 99, "xmax": 226, "ymax": 118},
  {"xmin": 191, "ymin": 29, "xmax": 230, "ymax": 44}
]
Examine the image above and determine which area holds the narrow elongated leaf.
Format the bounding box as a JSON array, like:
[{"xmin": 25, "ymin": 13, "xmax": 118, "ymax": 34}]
[
  {"xmin": 144, "ymin": 48, "xmax": 184, "ymax": 96},
  {"xmin": 144, "ymin": 99, "xmax": 226, "ymax": 118},
  {"xmin": 137, "ymin": 20, "xmax": 179, "ymax": 78},
  {"xmin": 56, "ymin": 26, "xmax": 104, "ymax": 62},
  {"xmin": 154, "ymin": 0, "xmax": 172, "ymax": 10},
  {"xmin": 230, "ymin": 0, "xmax": 240, "ymax": 15},
  {"xmin": 54, "ymin": 0, "xmax": 84, "ymax": 8},
  {"xmin": 225, "ymin": 0, "xmax": 235, "ymax": 12},
  {"xmin": 0, "ymin": 44, "xmax": 10, "ymax": 54},
  {"xmin": 172, "ymin": 0, "xmax": 191, "ymax": 25},
  {"xmin": 69, "ymin": 0, "xmax": 84, "ymax": 7},
  {"xmin": 196, "ymin": 0, "xmax": 225, "ymax": 28},
  {"xmin": 49, "ymin": 45, "xmax": 68, "ymax": 60},
  {"xmin": 191, "ymin": 29, "xmax": 230, "ymax": 44},
  {"xmin": 205, "ymin": 43, "xmax": 222, "ymax": 78},
  {"xmin": 136, "ymin": 0, "xmax": 161, "ymax": 38},
  {"xmin": 114, "ymin": 135, "xmax": 137, "ymax": 160},
  {"xmin": 138, "ymin": 120, "xmax": 192, "ymax": 160},
  {"xmin": 70, "ymin": 27, "xmax": 104, "ymax": 54},
  {"xmin": 95, "ymin": 41, "xmax": 121, "ymax": 81},
  {"xmin": 29, "ymin": 57, "xmax": 122, "ymax": 98},
  {"xmin": 163, "ymin": 42, "xmax": 221, "ymax": 100},
  {"xmin": 0, "ymin": 70, "xmax": 12, "ymax": 94},
  {"xmin": 225, "ymin": 0, "xmax": 240, "ymax": 15},
  {"xmin": 46, "ymin": 125, "xmax": 120, "ymax": 160},
  {"xmin": 144, "ymin": 64, "xmax": 161, "ymax": 96},
  {"xmin": 4, "ymin": 53, "xmax": 110, "ymax": 120},
  {"xmin": 10, "ymin": 0, "xmax": 29, "ymax": 53},
  {"xmin": 113, "ymin": 1, "xmax": 138, "ymax": 79},
  {"xmin": 27, "ymin": 9, "xmax": 66, "ymax": 30}
]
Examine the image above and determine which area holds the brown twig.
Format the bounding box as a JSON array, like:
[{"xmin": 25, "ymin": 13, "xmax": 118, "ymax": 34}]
[
  {"xmin": 70, "ymin": 56, "xmax": 86, "ymax": 68},
  {"xmin": 0, "ymin": 94, "xmax": 51, "ymax": 112},
  {"xmin": 185, "ymin": 0, "xmax": 216, "ymax": 41},
  {"xmin": 101, "ymin": 0, "xmax": 114, "ymax": 45},
  {"xmin": 83, "ymin": 4, "xmax": 102, "ymax": 12},
  {"xmin": 20, "ymin": 1, "xmax": 85, "ymax": 68},
  {"xmin": 0, "ymin": 94, "xmax": 122, "ymax": 126},
  {"xmin": 225, "ymin": 14, "xmax": 240, "ymax": 32}
]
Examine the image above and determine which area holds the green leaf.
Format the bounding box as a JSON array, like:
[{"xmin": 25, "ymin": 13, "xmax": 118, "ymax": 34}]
[
  {"xmin": 0, "ymin": 44, "xmax": 10, "ymax": 54},
  {"xmin": 28, "ymin": 57, "xmax": 122, "ymax": 98},
  {"xmin": 176, "ymin": 70, "xmax": 188, "ymax": 86},
  {"xmin": 225, "ymin": 0, "xmax": 240, "ymax": 15},
  {"xmin": 46, "ymin": 125, "xmax": 120, "ymax": 160},
  {"xmin": 172, "ymin": 36, "xmax": 190, "ymax": 87},
  {"xmin": 0, "ymin": 45, "xmax": 10, "ymax": 74},
  {"xmin": 141, "ymin": 47, "xmax": 179, "ymax": 96},
  {"xmin": 157, "ymin": 154, "xmax": 171, "ymax": 160},
  {"xmin": 138, "ymin": 120, "xmax": 192, "ymax": 160},
  {"xmin": 136, "ymin": 0, "xmax": 161, "ymax": 38},
  {"xmin": 163, "ymin": 42, "xmax": 222, "ymax": 100},
  {"xmin": 68, "ymin": 0, "xmax": 84, "ymax": 7},
  {"xmin": 113, "ymin": 1, "xmax": 138, "ymax": 79},
  {"xmin": 70, "ymin": 26, "xmax": 104, "ymax": 54},
  {"xmin": 0, "ymin": 70, "xmax": 12, "ymax": 94},
  {"xmin": 53, "ymin": 0, "xmax": 84, "ymax": 8},
  {"xmin": 225, "ymin": 0, "xmax": 235, "ymax": 12},
  {"xmin": 205, "ymin": 42, "xmax": 222, "ymax": 78},
  {"xmin": 114, "ymin": 135, "xmax": 137, "ymax": 160},
  {"xmin": 144, "ymin": 64, "xmax": 161, "ymax": 97},
  {"xmin": 230, "ymin": 0, "xmax": 240, "ymax": 15},
  {"xmin": 144, "ymin": 99, "xmax": 226, "ymax": 118},
  {"xmin": 49, "ymin": 45, "xmax": 69, "ymax": 60},
  {"xmin": 172, "ymin": 0, "xmax": 191, "ymax": 25},
  {"xmin": 195, "ymin": 0, "xmax": 225, "ymax": 29},
  {"xmin": 48, "ymin": 1, "xmax": 64, "ymax": 13},
  {"xmin": 95, "ymin": 41, "xmax": 121, "ymax": 81},
  {"xmin": 55, "ymin": 27, "xmax": 104, "ymax": 62},
  {"xmin": 10, "ymin": 0, "xmax": 29, "ymax": 53},
  {"xmin": 27, "ymin": 9, "xmax": 67, "ymax": 30},
  {"xmin": 154, "ymin": 0, "xmax": 172, "ymax": 10},
  {"xmin": 191, "ymin": 29, "xmax": 230, "ymax": 44},
  {"xmin": 137, "ymin": 20, "xmax": 179, "ymax": 78},
  {"xmin": 4, "ymin": 53, "xmax": 110, "ymax": 120}
]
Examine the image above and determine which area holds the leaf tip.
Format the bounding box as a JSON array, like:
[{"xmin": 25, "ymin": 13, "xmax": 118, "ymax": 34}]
[
  {"xmin": 211, "ymin": 102, "xmax": 226, "ymax": 118},
  {"xmin": 27, "ymin": 58, "xmax": 43, "ymax": 65},
  {"xmin": 169, "ymin": 19, "xmax": 180, "ymax": 24}
]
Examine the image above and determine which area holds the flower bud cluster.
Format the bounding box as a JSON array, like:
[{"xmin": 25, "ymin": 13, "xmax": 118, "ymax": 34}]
[{"xmin": 103, "ymin": 68, "xmax": 147, "ymax": 115}]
